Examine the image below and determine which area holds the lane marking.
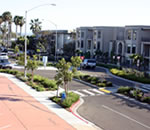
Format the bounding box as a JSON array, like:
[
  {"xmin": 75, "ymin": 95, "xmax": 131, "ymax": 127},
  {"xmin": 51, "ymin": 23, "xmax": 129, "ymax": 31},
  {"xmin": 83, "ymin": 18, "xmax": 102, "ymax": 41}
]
[
  {"xmin": 82, "ymin": 89, "xmax": 95, "ymax": 96},
  {"xmin": 72, "ymin": 91, "xmax": 85, "ymax": 97},
  {"xmin": 89, "ymin": 89, "xmax": 105, "ymax": 95},
  {"xmin": 0, "ymin": 124, "xmax": 11, "ymax": 130},
  {"xmin": 99, "ymin": 88, "xmax": 111, "ymax": 93},
  {"xmin": 102, "ymin": 105, "xmax": 150, "ymax": 129}
]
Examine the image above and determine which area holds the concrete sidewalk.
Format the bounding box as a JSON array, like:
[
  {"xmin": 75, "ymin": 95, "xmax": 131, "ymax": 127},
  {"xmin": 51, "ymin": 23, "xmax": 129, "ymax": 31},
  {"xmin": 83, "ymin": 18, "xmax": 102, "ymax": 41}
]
[{"xmin": 0, "ymin": 73, "xmax": 100, "ymax": 130}]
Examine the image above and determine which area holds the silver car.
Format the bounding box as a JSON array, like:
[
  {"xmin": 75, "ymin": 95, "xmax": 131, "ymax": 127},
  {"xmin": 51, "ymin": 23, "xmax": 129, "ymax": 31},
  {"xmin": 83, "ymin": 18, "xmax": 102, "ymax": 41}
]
[{"xmin": 81, "ymin": 59, "xmax": 96, "ymax": 69}]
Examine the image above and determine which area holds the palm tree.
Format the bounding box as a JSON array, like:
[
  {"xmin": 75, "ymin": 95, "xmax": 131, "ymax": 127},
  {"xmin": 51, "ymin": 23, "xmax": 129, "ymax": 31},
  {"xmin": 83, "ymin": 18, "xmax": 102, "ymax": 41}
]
[
  {"xmin": 0, "ymin": 16, "xmax": 3, "ymax": 27},
  {"xmin": 30, "ymin": 18, "xmax": 42, "ymax": 34},
  {"xmin": 2, "ymin": 11, "xmax": 12, "ymax": 47},
  {"xmin": 14, "ymin": 15, "xmax": 20, "ymax": 40},
  {"xmin": 18, "ymin": 16, "xmax": 25, "ymax": 36}
]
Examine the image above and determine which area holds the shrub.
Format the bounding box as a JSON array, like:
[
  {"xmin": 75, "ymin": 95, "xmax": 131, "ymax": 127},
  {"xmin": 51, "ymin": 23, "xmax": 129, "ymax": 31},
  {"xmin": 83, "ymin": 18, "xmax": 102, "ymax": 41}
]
[
  {"xmin": 102, "ymin": 79, "xmax": 107, "ymax": 83},
  {"xmin": 117, "ymin": 86, "xmax": 133, "ymax": 94},
  {"xmin": 106, "ymin": 81, "xmax": 112, "ymax": 87},
  {"xmin": 41, "ymin": 78, "xmax": 57, "ymax": 89},
  {"xmin": 91, "ymin": 80, "xmax": 97, "ymax": 85},
  {"xmin": 97, "ymin": 83, "xmax": 106, "ymax": 87}
]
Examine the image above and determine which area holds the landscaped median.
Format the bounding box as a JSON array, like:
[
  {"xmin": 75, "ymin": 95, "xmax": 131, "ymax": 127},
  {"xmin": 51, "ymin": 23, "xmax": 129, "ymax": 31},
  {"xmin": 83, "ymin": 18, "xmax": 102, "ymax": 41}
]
[
  {"xmin": 110, "ymin": 68, "xmax": 150, "ymax": 84},
  {"xmin": 74, "ymin": 72, "xmax": 113, "ymax": 88},
  {"xmin": 117, "ymin": 86, "xmax": 150, "ymax": 104}
]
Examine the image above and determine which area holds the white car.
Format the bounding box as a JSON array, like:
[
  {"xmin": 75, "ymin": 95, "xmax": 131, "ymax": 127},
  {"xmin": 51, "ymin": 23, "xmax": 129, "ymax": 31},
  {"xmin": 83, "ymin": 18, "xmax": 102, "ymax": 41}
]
[{"xmin": 81, "ymin": 59, "xmax": 96, "ymax": 69}]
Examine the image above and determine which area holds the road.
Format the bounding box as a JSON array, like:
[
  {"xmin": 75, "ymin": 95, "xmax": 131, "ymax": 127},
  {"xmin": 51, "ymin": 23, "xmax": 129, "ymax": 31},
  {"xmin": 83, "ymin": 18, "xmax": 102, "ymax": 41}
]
[
  {"xmin": 78, "ymin": 94, "xmax": 150, "ymax": 130},
  {"xmin": 14, "ymin": 67, "xmax": 150, "ymax": 130}
]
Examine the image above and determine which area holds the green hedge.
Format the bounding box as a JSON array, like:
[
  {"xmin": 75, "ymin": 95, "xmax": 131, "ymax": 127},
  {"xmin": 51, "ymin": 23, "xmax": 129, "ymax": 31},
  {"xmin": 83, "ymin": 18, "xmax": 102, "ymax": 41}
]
[{"xmin": 110, "ymin": 68, "xmax": 150, "ymax": 84}]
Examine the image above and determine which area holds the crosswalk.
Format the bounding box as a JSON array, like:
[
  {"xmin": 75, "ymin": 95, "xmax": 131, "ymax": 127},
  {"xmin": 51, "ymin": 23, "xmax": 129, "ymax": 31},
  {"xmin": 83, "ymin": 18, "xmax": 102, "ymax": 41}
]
[{"xmin": 71, "ymin": 88, "xmax": 105, "ymax": 97}]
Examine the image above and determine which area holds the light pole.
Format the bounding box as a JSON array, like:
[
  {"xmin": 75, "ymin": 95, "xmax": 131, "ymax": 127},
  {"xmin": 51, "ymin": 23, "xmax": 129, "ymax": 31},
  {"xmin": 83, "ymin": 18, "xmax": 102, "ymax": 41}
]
[
  {"xmin": 24, "ymin": 3, "xmax": 56, "ymax": 78},
  {"xmin": 42, "ymin": 19, "xmax": 57, "ymax": 62}
]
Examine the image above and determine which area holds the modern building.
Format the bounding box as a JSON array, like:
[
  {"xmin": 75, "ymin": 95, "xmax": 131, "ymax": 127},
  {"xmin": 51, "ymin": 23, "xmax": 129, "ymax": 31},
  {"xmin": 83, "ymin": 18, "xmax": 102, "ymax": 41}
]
[{"xmin": 76, "ymin": 25, "xmax": 150, "ymax": 70}]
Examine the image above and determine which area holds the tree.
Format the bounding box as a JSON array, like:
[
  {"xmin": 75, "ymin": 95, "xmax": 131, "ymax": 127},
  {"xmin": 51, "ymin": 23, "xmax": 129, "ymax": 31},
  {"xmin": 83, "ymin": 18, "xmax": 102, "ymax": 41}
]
[
  {"xmin": 26, "ymin": 55, "xmax": 39, "ymax": 82},
  {"xmin": 55, "ymin": 56, "xmax": 82, "ymax": 97},
  {"xmin": 30, "ymin": 18, "xmax": 42, "ymax": 34},
  {"xmin": 14, "ymin": 15, "xmax": 20, "ymax": 39},
  {"xmin": 2, "ymin": 11, "xmax": 12, "ymax": 47},
  {"xmin": 14, "ymin": 46, "xmax": 19, "ymax": 56},
  {"xmin": 130, "ymin": 54, "xmax": 143, "ymax": 70},
  {"xmin": 18, "ymin": 16, "xmax": 25, "ymax": 36},
  {"xmin": 63, "ymin": 42, "xmax": 75, "ymax": 56}
]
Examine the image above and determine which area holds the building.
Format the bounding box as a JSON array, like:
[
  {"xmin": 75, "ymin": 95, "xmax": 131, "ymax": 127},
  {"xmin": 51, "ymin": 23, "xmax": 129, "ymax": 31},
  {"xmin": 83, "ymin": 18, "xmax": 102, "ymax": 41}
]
[
  {"xmin": 76, "ymin": 25, "xmax": 150, "ymax": 70},
  {"xmin": 37, "ymin": 30, "xmax": 73, "ymax": 55}
]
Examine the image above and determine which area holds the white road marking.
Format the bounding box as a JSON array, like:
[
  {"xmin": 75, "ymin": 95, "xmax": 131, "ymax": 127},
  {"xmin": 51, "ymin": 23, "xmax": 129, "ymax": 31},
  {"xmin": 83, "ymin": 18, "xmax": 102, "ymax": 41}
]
[
  {"xmin": 89, "ymin": 89, "xmax": 105, "ymax": 95},
  {"xmin": 0, "ymin": 124, "xmax": 11, "ymax": 130},
  {"xmin": 102, "ymin": 105, "xmax": 150, "ymax": 129},
  {"xmin": 82, "ymin": 89, "xmax": 95, "ymax": 96},
  {"xmin": 72, "ymin": 91, "xmax": 85, "ymax": 97}
]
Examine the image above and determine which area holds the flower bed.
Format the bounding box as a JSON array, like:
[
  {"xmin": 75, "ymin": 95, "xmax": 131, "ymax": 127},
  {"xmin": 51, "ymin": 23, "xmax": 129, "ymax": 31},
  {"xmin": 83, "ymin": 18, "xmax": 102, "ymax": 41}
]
[{"xmin": 117, "ymin": 86, "xmax": 150, "ymax": 104}]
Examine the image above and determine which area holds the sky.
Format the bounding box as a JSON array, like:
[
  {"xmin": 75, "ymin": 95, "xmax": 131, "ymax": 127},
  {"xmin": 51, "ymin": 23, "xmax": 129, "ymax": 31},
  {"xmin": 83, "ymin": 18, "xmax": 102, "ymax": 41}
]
[{"xmin": 1, "ymin": 0, "xmax": 150, "ymax": 34}]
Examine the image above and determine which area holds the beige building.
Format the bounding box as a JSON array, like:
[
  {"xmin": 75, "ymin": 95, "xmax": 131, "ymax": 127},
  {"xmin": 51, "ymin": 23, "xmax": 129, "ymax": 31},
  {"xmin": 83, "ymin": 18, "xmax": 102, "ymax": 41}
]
[{"xmin": 76, "ymin": 25, "xmax": 150, "ymax": 70}]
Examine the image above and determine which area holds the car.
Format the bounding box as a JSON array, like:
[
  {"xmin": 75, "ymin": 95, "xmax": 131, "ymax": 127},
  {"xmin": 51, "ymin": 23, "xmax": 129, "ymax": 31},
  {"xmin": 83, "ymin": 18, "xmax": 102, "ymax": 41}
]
[
  {"xmin": 81, "ymin": 59, "xmax": 96, "ymax": 69},
  {"xmin": 0, "ymin": 54, "xmax": 12, "ymax": 69}
]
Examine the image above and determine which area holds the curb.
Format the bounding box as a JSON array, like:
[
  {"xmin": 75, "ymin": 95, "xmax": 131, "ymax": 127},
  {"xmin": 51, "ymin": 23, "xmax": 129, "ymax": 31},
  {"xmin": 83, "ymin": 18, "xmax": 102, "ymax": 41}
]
[
  {"xmin": 112, "ymin": 93, "xmax": 150, "ymax": 110},
  {"xmin": 69, "ymin": 98, "xmax": 102, "ymax": 130},
  {"xmin": 69, "ymin": 99, "xmax": 89, "ymax": 124}
]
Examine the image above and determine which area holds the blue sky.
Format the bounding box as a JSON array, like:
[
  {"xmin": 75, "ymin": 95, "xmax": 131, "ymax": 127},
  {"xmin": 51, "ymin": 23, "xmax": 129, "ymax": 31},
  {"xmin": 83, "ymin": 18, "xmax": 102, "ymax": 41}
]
[{"xmin": 1, "ymin": 0, "xmax": 150, "ymax": 34}]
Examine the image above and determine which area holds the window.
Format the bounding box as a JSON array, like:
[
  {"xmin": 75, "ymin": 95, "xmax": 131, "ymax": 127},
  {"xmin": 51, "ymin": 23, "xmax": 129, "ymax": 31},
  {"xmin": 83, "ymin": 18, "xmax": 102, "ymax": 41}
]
[
  {"xmin": 81, "ymin": 40, "xmax": 84, "ymax": 48},
  {"xmin": 98, "ymin": 31, "xmax": 101, "ymax": 38},
  {"xmin": 127, "ymin": 46, "xmax": 131, "ymax": 53},
  {"xmin": 88, "ymin": 40, "xmax": 91, "ymax": 49},
  {"xmin": 97, "ymin": 41, "xmax": 100, "ymax": 50},
  {"xmin": 81, "ymin": 32, "xmax": 84, "ymax": 38},
  {"xmin": 94, "ymin": 41, "xmax": 96, "ymax": 49},
  {"xmin": 133, "ymin": 30, "xmax": 137, "ymax": 40},
  {"xmin": 77, "ymin": 41, "xmax": 80, "ymax": 48},
  {"xmin": 132, "ymin": 46, "xmax": 136, "ymax": 54},
  {"xmin": 127, "ymin": 30, "xmax": 132, "ymax": 40}
]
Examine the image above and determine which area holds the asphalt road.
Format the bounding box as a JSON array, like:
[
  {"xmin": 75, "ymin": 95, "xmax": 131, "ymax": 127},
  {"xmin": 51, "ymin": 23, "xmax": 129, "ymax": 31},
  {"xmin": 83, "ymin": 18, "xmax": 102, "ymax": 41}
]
[{"xmin": 78, "ymin": 94, "xmax": 150, "ymax": 130}]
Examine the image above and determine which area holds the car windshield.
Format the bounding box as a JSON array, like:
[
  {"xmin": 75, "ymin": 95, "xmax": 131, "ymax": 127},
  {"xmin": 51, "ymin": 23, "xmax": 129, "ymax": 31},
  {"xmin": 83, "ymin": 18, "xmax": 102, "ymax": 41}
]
[
  {"xmin": 88, "ymin": 60, "xmax": 96, "ymax": 63},
  {"xmin": 0, "ymin": 59, "xmax": 9, "ymax": 63}
]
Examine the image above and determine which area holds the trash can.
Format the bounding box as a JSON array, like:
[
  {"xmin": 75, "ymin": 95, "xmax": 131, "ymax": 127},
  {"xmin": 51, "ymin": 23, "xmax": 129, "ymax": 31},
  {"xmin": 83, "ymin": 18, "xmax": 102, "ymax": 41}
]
[{"xmin": 61, "ymin": 92, "xmax": 66, "ymax": 101}]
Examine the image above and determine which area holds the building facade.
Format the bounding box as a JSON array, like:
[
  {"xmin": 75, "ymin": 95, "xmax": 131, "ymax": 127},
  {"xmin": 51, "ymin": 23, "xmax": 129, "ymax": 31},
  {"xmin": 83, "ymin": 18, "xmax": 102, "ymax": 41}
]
[{"xmin": 76, "ymin": 25, "xmax": 150, "ymax": 70}]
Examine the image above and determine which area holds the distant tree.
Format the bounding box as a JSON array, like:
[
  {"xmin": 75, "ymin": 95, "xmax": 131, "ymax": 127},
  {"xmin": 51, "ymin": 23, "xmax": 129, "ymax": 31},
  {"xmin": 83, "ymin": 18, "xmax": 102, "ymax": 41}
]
[
  {"xmin": 18, "ymin": 16, "xmax": 25, "ymax": 36},
  {"xmin": 30, "ymin": 18, "xmax": 42, "ymax": 34},
  {"xmin": 14, "ymin": 15, "xmax": 20, "ymax": 39}
]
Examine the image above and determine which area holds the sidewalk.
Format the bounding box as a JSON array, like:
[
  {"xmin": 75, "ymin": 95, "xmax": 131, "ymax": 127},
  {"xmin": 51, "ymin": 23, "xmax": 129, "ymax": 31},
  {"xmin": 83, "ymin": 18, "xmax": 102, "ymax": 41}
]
[{"xmin": 0, "ymin": 73, "xmax": 100, "ymax": 130}]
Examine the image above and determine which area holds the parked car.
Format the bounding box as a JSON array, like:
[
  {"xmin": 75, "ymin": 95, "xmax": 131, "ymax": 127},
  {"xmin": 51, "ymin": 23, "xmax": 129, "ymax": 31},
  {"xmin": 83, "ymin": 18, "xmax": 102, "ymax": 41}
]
[
  {"xmin": 81, "ymin": 59, "xmax": 96, "ymax": 69},
  {"xmin": 0, "ymin": 54, "xmax": 12, "ymax": 69}
]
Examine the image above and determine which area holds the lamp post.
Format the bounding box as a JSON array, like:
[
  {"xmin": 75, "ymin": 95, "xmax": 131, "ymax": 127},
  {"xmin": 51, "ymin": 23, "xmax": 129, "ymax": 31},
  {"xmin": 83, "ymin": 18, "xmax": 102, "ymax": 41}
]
[
  {"xmin": 24, "ymin": 3, "xmax": 56, "ymax": 78},
  {"xmin": 42, "ymin": 19, "xmax": 57, "ymax": 62}
]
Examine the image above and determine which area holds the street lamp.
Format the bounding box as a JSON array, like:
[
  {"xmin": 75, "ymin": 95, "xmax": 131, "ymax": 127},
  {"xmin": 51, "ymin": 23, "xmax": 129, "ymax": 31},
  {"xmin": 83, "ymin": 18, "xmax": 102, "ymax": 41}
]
[
  {"xmin": 42, "ymin": 19, "xmax": 57, "ymax": 62},
  {"xmin": 24, "ymin": 3, "xmax": 56, "ymax": 78}
]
